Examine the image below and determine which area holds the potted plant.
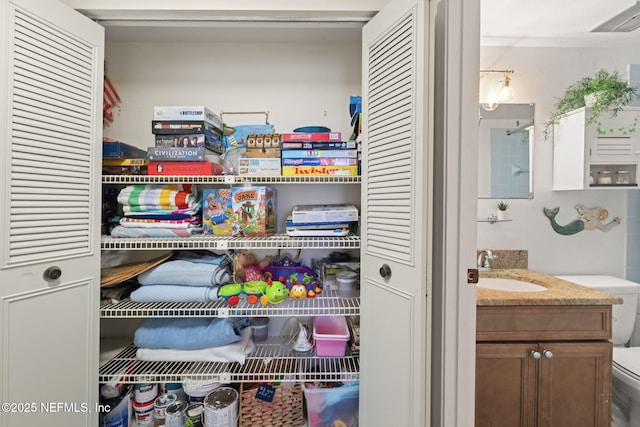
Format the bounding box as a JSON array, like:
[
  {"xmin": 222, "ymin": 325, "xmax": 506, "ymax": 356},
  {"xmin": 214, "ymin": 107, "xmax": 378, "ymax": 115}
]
[
  {"xmin": 543, "ymin": 69, "xmax": 639, "ymax": 140},
  {"xmin": 496, "ymin": 201, "xmax": 509, "ymax": 221}
]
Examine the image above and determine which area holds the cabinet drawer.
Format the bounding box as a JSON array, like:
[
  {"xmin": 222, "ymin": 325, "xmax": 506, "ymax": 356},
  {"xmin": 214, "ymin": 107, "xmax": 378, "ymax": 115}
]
[{"xmin": 476, "ymin": 305, "xmax": 611, "ymax": 342}]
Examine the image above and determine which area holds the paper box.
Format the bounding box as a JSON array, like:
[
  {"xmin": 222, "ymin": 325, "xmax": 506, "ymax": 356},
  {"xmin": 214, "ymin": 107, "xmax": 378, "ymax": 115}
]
[
  {"xmin": 147, "ymin": 147, "xmax": 205, "ymax": 161},
  {"xmin": 147, "ymin": 161, "xmax": 224, "ymax": 176},
  {"xmin": 202, "ymin": 186, "xmax": 276, "ymax": 237},
  {"xmin": 291, "ymin": 204, "xmax": 358, "ymax": 224},
  {"xmin": 281, "ymin": 165, "xmax": 358, "ymax": 176},
  {"xmin": 103, "ymin": 140, "xmax": 147, "ymax": 159},
  {"xmin": 238, "ymin": 158, "xmax": 281, "ymax": 176},
  {"xmin": 246, "ymin": 134, "xmax": 281, "ymax": 158},
  {"xmin": 155, "ymin": 130, "xmax": 224, "ymax": 154},
  {"xmin": 153, "ymin": 106, "xmax": 223, "ymax": 129}
]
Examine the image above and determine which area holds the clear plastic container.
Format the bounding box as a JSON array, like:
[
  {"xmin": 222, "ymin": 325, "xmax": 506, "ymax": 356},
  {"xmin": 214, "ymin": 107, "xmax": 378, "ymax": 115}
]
[
  {"xmin": 597, "ymin": 170, "xmax": 613, "ymax": 184},
  {"xmin": 615, "ymin": 170, "xmax": 630, "ymax": 185},
  {"xmin": 336, "ymin": 271, "xmax": 358, "ymax": 298},
  {"xmin": 250, "ymin": 317, "xmax": 270, "ymax": 342}
]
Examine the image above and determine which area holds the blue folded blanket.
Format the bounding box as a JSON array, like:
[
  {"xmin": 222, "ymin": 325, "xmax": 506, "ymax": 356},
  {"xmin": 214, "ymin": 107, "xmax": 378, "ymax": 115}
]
[
  {"xmin": 134, "ymin": 318, "xmax": 241, "ymax": 350},
  {"xmin": 138, "ymin": 260, "xmax": 232, "ymax": 286},
  {"xmin": 130, "ymin": 285, "xmax": 220, "ymax": 302}
]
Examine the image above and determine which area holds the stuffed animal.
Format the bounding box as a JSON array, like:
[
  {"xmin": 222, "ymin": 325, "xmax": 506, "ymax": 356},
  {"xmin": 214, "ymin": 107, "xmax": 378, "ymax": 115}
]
[{"xmin": 234, "ymin": 250, "xmax": 273, "ymax": 283}]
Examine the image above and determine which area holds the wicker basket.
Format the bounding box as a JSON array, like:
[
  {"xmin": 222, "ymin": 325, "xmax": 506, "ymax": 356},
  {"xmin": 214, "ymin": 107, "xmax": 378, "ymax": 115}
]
[{"xmin": 239, "ymin": 382, "xmax": 304, "ymax": 427}]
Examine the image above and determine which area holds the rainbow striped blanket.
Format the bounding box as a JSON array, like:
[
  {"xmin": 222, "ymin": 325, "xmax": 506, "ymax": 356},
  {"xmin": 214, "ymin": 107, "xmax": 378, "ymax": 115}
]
[{"xmin": 117, "ymin": 184, "xmax": 199, "ymax": 212}]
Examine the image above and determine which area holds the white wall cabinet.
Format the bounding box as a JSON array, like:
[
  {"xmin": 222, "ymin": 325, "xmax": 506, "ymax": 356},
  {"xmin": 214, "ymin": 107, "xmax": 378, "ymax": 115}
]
[{"xmin": 553, "ymin": 107, "xmax": 640, "ymax": 190}]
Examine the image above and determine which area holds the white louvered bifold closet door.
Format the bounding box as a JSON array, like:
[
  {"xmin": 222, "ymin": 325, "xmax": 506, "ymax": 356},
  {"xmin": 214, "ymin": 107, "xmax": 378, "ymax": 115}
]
[
  {"xmin": 0, "ymin": 0, "xmax": 103, "ymax": 425},
  {"xmin": 9, "ymin": 8, "xmax": 96, "ymax": 266},
  {"xmin": 360, "ymin": 0, "xmax": 431, "ymax": 426},
  {"xmin": 365, "ymin": 12, "xmax": 416, "ymax": 263}
]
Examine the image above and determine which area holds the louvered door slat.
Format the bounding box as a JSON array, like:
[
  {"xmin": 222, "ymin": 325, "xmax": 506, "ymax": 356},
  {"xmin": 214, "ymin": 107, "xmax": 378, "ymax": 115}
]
[
  {"xmin": 7, "ymin": 9, "xmax": 97, "ymax": 265},
  {"xmin": 365, "ymin": 12, "xmax": 416, "ymax": 263},
  {"xmin": 14, "ymin": 129, "xmax": 91, "ymax": 154},
  {"xmin": 14, "ymin": 49, "xmax": 91, "ymax": 98},
  {"xmin": 15, "ymin": 13, "xmax": 92, "ymax": 74},
  {"xmin": 14, "ymin": 95, "xmax": 91, "ymax": 128},
  {"xmin": 14, "ymin": 80, "xmax": 90, "ymax": 117},
  {"xmin": 13, "ymin": 82, "xmax": 88, "ymax": 118},
  {"xmin": 13, "ymin": 144, "xmax": 88, "ymax": 163}
]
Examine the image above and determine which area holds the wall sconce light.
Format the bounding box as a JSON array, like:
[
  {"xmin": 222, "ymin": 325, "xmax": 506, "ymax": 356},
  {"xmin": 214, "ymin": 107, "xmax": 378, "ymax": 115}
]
[{"xmin": 480, "ymin": 69, "xmax": 515, "ymax": 111}]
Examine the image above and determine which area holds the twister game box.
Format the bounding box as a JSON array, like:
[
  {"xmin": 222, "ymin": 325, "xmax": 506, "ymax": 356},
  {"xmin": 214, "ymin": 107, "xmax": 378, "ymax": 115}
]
[{"xmin": 202, "ymin": 186, "xmax": 276, "ymax": 237}]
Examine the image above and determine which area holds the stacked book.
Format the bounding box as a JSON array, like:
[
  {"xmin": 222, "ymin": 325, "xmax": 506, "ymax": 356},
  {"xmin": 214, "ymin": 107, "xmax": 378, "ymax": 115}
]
[
  {"xmin": 286, "ymin": 204, "xmax": 358, "ymax": 237},
  {"xmin": 149, "ymin": 106, "xmax": 225, "ymax": 176},
  {"xmin": 280, "ymin": 132, "xmax": 359, "ymax": 176}
]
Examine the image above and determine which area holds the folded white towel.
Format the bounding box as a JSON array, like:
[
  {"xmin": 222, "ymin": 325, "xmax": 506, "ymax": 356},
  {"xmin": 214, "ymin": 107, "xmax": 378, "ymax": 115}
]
[{"xmin": 135, "ymin": 327, "xmax": 255, "ymax": 364}]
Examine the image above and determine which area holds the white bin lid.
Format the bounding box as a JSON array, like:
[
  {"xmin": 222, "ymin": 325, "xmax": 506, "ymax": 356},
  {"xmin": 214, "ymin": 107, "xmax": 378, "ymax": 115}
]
[{"xmin": 555, "ymin": 275, "xmax": 640, "ymax": 294}]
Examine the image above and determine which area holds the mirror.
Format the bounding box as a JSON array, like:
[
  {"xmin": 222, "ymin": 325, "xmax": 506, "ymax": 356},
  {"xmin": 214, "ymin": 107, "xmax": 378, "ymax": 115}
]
[{"xmin": 478, "ymin": 103, "xmax": 534, "ymax": 199}]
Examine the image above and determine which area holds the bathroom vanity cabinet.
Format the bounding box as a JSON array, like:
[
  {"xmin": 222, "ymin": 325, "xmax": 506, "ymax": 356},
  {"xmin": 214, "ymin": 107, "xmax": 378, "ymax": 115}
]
[
  {"xmin": 552, "ymin": 107, "xmax": 640, "ymax": 191},
  {"xmin": 476, "ymin": 305, "xmax": 613, "ymax": 427},
  {"xmin": 474, "ymin": 270, "xmax": 621, "ymax": 427}
]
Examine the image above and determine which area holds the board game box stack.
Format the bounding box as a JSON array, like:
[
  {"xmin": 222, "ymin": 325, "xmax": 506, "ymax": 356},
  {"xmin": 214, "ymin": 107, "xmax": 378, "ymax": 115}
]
[
  {"xmin": 102, "ymin": 138, "xmax": 148, "ymax": 175},
  {"xmin": 149, "ymin": 106, "xmax": 226, "ymax": 176},
  {"xmin": 280, "ymin": 132, "xmax": 359, "ymax": 176},
  {"xmin": 237, "ymin": 133, "xmax": 282, "ymax": 176},
  {"xmin": 286, "ymin": 204, "xmax": 358, "ymax": 237}
]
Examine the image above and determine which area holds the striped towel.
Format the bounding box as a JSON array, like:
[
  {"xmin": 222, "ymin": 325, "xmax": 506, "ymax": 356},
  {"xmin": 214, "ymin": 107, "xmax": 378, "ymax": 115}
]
[
  {"xmin": 118, "ymin": 184, "xmax": 199, "ymax": 212},
  {"xmin": 119, "ymin": 217, "xmax": 201, "ymax": 229},
  {"xmin": 110, "ymin": 226, "xmax": 203, "ymax": 238}
]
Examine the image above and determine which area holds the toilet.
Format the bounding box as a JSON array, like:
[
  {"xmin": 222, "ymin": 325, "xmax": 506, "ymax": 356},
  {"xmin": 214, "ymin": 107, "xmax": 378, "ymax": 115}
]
[{"xmin": 556, "ymin": 275, "xmax": 640, "ymax": 427}]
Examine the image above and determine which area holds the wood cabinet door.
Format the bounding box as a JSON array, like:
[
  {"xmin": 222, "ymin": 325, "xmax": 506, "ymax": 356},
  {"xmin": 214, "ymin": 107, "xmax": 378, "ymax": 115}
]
[
  {"xmin": 537, "ymin": 341, "xmax": 612, "ymax": 427},
  {"xmin": 476, "ymin": 343, "xmax": 538, "ymax": 427}
]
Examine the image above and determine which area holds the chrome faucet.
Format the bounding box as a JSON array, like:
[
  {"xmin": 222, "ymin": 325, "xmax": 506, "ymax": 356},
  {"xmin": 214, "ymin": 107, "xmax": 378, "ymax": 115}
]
[{"xmin": 477, "ymin": 249, "xmax": 497, "ymax": 272}]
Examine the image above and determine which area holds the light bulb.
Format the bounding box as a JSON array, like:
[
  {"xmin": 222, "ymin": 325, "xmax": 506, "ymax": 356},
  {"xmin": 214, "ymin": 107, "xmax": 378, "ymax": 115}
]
[{"xmin": 497, "ymin": 74, "xmax": 515, "ymax": 102}]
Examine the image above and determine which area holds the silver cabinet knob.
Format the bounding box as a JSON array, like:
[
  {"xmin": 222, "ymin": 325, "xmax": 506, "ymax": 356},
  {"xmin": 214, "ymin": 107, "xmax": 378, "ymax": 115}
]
[
  {"xmin": 530, "ymin": 351, "xmax": 541, "ymax": 359},
  {"xmin": 543, "ymin": 350, "xmax": 553, "ymax": 359}
]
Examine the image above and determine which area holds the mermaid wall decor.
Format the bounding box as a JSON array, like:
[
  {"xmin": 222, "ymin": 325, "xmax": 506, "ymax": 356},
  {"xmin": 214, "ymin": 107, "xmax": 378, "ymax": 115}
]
[{"xmin": 543, "ymin": 204, "xmax": 622, "ymax": 235}]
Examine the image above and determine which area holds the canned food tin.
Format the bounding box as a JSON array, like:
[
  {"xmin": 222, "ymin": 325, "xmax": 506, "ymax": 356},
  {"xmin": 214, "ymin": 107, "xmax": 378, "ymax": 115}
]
[
  {"xmin": 154, "ymin": 393, "xmax": 177, "ymax": 425},
  {"xmin": 185, "ymin": 403, "xmax": 204, "ymax": 427},
  {"xmin": 165, "ymin": 400, "xmax": 187, "ymax": 427},
  {"xmin": 203, "ymin": 387, "xmax": 238, "ymax": 427}
]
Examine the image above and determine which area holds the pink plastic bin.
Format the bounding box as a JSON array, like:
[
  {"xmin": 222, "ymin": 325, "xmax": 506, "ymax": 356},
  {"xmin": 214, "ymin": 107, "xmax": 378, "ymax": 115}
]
[{"xmin": 313, "ymin": 316, "xmax": 350, "ymax": 357}]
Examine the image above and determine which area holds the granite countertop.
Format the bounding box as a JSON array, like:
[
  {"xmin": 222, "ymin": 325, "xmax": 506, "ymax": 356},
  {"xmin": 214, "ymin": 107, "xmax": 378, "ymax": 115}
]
[{"xmin": 476, "ymin": 268, "xmax": 623, "ymax": 307}]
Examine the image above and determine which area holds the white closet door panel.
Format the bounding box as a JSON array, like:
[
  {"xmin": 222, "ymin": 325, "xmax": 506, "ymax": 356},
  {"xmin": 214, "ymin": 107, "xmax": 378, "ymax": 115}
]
[
  {"xmin": 2, "ymin": 280, "xmax": 94, "ymax": 425},
  {"xmin": 7, "ymin": 4, "xmax": 98, "ymax": 267},
  {"xmin": 361, "ymin": 0, "xmax": 431, "ymax": 426},
  {"xmin": 0, "ymin": 0, "xmax": 103, "ymax": 425}
]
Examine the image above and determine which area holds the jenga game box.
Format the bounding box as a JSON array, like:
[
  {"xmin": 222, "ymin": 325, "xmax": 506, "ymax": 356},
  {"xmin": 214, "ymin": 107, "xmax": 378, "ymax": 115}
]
[{"xmin": 202, "ymin": 186, "xmax": 276, "ymax": 237}]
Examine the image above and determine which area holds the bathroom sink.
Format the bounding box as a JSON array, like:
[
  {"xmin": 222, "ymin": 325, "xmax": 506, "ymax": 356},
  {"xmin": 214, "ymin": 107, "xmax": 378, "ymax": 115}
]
[{"xmin": 478, "ymin": 277, "xmax": 547, "ymax": 292}]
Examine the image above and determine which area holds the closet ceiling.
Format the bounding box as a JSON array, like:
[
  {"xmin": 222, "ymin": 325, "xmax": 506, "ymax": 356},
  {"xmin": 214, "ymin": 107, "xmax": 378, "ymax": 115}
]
[{"xmin": 482, "ymin": 0, "xmax": 640, "ymax": 47}]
